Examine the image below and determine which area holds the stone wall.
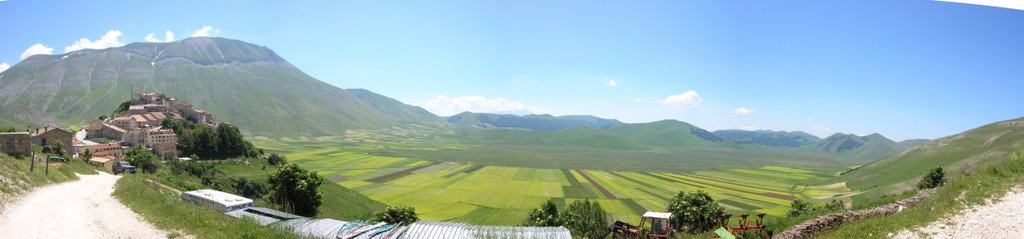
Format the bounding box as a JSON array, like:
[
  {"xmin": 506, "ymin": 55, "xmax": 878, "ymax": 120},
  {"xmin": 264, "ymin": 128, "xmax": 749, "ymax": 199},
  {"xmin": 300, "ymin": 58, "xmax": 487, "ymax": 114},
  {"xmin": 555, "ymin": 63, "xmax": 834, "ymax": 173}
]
[{"xmin": 773, "ymin": 188, "xmax": 936, "ymax": 239}]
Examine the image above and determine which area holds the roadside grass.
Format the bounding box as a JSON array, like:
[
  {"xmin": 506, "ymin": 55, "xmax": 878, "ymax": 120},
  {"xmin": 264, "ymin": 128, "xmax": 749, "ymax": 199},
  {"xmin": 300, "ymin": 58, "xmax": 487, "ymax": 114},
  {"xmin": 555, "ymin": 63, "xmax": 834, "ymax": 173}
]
[
  {"xmin": 113, "ymin": 175, "xmax": 305, "ymax": 239},
  {"xmin": 816, "ymin": 152, "xmax": 1024, "ymax": 238},
  {"xmin": 0, "ymin": 154, "xmax": 101, "ymax": 207}
]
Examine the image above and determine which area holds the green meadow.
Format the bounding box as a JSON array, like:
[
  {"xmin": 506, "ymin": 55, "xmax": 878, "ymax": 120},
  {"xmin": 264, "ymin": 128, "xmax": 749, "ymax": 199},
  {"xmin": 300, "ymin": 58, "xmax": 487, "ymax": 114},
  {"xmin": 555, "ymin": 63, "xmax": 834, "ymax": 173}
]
[{"xmin": 252, "ymin": 137, "xmax": 853, "ymax": 225}]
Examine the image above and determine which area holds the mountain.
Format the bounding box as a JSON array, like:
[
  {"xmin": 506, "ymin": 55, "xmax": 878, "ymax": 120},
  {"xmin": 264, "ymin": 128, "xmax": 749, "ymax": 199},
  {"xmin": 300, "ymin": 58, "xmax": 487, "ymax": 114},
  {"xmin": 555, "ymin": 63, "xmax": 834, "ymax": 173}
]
[
  {"xmin": 446, "ymin": 112, "xmax": 622, "ymax": 130},
  {"xmin": 712, "ymin": 129, "xmax": 821, "ymax": 148},
  {"xmin": 838, "ymin": 117, "xmax": 1024, "ymax": 195},
  {"xmin": 810, "ymin": 133, "xmax": 913, "ymax": 163},
  {"xmin": 347, "ymin": 89, "xmax": 444, "ymax": 126},
  {"xmin": 602, "ymin": 120, "xmax": 728, "ymax": 147},
  {"xmin": 0, "ymin": 37, "xmax": 434, "ymax": 136}
]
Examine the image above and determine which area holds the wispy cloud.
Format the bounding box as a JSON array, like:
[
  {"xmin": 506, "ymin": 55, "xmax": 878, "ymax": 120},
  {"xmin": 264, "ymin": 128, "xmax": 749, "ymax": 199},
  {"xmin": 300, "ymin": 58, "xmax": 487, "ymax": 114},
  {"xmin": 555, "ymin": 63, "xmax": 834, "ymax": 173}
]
[
  {"xmin": 191, "ymin": 26, "xmax": 220, "ymax": 37},
  {"xmin": 608, "ymin": 80, "xmax": 618, "ymax": 87},
  {"xmin": 20, "ymin": 43, "xmax": 53, "ymax": 60},
  {"xmin": 65, "ymin": 30, "xmax": 125, "ymax": 53},
  {"xmin": 0, "ymin": 62, "xmax": 9, "ymax": 73},
  {"xmin": 936, "ymin": 0, "xmax": 1024, "ymax": 11},
  {"xmin": 145, "ymin": 30, "xmax": 176, "ymax": 43},
  {"xmin": 734, "ymin": 107, "xmax": 756, "ymax": 115},
  {"xmin": 423, "ymin": 96, "xmax": 542, "ymax": 116}
]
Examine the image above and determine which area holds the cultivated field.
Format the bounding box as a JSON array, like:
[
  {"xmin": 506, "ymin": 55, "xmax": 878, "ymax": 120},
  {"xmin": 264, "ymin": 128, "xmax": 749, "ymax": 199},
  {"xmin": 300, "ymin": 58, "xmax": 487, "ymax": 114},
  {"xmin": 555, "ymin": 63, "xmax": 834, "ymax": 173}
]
[{"xmin": 253, "ymin": 138, "xmax": 852, "ymax": 225}]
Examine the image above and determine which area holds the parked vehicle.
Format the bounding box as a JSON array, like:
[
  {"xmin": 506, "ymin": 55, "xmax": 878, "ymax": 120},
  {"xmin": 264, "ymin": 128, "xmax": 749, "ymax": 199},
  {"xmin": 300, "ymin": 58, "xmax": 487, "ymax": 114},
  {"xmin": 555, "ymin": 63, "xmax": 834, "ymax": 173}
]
[{"xmin": 114, "ymin": 160, "xmax": 136, "ymax": 174}]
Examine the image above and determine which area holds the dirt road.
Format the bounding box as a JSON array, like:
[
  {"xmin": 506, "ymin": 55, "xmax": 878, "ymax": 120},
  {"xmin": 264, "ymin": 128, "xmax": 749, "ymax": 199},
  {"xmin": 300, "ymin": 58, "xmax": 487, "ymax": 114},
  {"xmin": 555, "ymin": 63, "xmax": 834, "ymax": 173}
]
[
  {"xmin": 0, "ymin": 172, "xmax": 168, "ymax": 238},
  {"xmin": 893, "ymin": 187, "xmax": 1024, "ymax": 239}
]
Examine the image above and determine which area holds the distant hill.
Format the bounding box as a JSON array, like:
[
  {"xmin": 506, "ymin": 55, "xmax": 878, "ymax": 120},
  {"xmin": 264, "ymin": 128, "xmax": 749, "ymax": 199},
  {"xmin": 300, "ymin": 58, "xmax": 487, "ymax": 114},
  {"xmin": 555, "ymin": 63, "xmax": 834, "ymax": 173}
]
[
  {"xmin": 446, "ymin": 112, "xmax": 621, "ymax": 130},
  {"xmin": 602, "ymin": 120, "xmax": 728, "ymax": 148},
  {"xmin": 713, "ymin": 129, "xmax": 820, "ymax": 148},
  {"xmin": 838, "ymin": 117, "xmax": 1024, "ymax": 194},
  {"xmin": 810, "ymin": 133, "xmax": 922, "ymax": 163},
  {"xmin": 0, "ymin": 37, "xmax": 436, "ymax": 136}
]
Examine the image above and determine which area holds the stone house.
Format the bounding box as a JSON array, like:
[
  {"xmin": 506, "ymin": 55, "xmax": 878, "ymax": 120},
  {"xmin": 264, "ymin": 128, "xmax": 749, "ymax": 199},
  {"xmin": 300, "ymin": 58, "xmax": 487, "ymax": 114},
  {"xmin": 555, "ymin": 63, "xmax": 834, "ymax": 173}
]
[
  {"xmin": 30, "ymin": 127, "xmax": 73, "ymax": 156},
  {"xmin": 0, "ymin": 132, "xmax": 31, "ymax": 156}
]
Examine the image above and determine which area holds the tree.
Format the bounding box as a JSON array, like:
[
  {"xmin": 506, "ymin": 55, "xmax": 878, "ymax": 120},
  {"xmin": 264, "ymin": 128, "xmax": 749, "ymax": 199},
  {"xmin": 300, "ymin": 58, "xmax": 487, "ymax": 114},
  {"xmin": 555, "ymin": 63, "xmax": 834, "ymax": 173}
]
[
  {"xmin": 267, "ymin": 153, "xmax": 286, "ymax": 166},
  {"xmin": 217, "ymin": 124, "xmax": 245, "ymax": 158},
  {"xmin": 525, "ymin": 199, "xmax": 561, "ymax": 227},
  {"xmin": 917, "ymin": 166, "xmax": 945, "ymax": 189},
  {"xmin": 559, "ymin": 199, "xmax": 607, "ymax": 238},
  {"xmin": 666, "ymin": 191, "xmax": 724, "ymax": 234},
  {"xmin": 124, "ymin": 145, "xmax": 158, "ymax": 173},
  {"xmin": 0, "ymin": 127, "xmax": 16, "ymax": 132},
  {"xmin": 267, "ymin": 163, "xmax": 324, "ymax": 216},
  {"xmin": 51, "ymin": 141, "xmax": 65, "ymax": 158},
  {"xmin": 234, "ymin": 177, "xmax": 268, "ymax": 199},
  {"xmin": 82, "ymin": 148, "xmax": 93, "ymax": 161},
  {"xmin": 372, "ymin": 206, "xmax": 419, "ymax": 225},
  {"xmin": 113, "ymin": 100, "xmax": 131, "ymax": 115}
]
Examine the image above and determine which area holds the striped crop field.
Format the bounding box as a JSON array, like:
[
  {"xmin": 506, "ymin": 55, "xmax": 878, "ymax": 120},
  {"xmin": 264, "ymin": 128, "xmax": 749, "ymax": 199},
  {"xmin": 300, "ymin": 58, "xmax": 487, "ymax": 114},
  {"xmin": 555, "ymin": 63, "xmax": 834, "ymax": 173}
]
[{"xmin": 254, "ymin": 139, "xmax": 852, "ymax": 225}]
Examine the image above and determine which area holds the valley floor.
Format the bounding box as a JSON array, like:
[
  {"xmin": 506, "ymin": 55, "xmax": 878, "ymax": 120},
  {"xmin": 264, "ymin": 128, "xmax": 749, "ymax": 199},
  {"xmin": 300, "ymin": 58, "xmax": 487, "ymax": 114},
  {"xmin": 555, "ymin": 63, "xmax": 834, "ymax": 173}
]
[
  {"xmin": 892, "ymin": 186, "xmax": 1024, "ymax": 239},
  {"xmin": 0, "ymin": 172, "xmax": 171, "ymax": 238}
]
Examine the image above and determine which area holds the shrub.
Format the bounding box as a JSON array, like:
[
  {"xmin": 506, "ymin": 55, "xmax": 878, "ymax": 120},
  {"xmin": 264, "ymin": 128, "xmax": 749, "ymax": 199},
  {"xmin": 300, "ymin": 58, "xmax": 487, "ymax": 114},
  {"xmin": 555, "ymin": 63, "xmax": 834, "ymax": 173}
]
[
  {"xmin": 267, "ymin": 153, "xmax": 286, "ymax": 166},
  {"xmin": 234, "ymin": 177, "xmax": 268, "ymax": 199},
  {"xmin": 559, "ymin": 199, "xmax": 607, "ymax": 238},
  {"xmin": 525, "ymin": 199, "xmax": 561, "ymax": 227},
  {"xmin": 372, "ymin": 206, "xmax": 419, "ymax": 225},
  {"xmin": 666, "ymin": 190, "xmax": 725, "ymax": 233},
  {"xmin": 917, "ymin": 166, "xmax": 945, "ymax": 189},
  {"xmin": 124, "ymin": 145, "xmax": 158, "ymax": 173},
  {"xmin": 787, "ymin": 199, "xmax": 814, "ymax": 217}
]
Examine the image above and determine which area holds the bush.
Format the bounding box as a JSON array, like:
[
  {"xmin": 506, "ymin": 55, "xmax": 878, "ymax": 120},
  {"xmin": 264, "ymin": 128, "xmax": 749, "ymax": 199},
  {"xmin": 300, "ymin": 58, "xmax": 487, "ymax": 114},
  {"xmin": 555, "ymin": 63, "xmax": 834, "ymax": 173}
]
[
  {"xmin": 917, "ymin": 166, "xmax": 945, "ymax": 189},
  {"xmin": 666, "ymin": 190, "xmax": 724, "ymax": 234},
  {"xmin": 267, "ymin": 153, "xmax": 286, "ymax": 166},
  {"xmin": 268, "ymin": 163, "xmax": 324, "ymax": 216},
  {"xmin": 234, "ymin": 177, "xmax": 268, "ymax": 199},
  {"xmin": 788, "ymin": 199, "xmax": 844, "ymax": 218},
  {"xmin": 524, "ymin": 199, "xmax": 561, "ymax": 227},
  {"xmin": 372, "ymin": 206, "xmax": 419, "ymax": 225},
  {"xmin": 559, "ymin": 199, "xmax": 607, "ymax": 239}
]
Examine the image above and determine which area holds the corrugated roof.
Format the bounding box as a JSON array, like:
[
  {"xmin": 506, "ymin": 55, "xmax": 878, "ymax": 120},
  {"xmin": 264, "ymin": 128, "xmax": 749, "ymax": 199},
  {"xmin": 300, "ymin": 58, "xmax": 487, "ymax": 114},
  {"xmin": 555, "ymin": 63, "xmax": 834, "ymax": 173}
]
[{"xmin": 400, "ymin": 221, "xmax": 571, "ymax": 239}]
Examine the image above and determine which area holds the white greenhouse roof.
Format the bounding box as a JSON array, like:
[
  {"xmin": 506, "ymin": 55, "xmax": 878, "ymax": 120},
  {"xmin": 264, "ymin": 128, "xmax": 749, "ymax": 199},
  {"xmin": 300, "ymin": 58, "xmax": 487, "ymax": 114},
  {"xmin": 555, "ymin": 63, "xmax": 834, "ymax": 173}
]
[
  {"xmin": 182, "ymin": 189, "xmax": 253, "ymax": 207},
  {"xmin": 643, "ymin": 212, "xmax": 672, "ymax": 219}
]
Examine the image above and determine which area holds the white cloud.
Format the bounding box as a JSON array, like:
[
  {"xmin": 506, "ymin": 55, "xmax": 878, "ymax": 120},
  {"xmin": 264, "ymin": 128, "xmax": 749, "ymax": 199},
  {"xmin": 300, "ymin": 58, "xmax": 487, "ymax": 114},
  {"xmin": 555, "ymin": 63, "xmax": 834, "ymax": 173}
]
[
  {"xmin": 740, "ymin": 126, "xmax": 760, "ymax": 131},
  {"xmin": 423, "ymin": 96, "xmax": 542, "ymax": 116},
  {"xmin": 191, "ymin": 26, "xmax": 220, "ymax": 37},
  {"xmin": 659, "ymin": 90, "xmax": 702, "ymax": 109},
  {"xmin": 0, "ymin": 62, "xmax": 9, "ymax": 73},
  {"xmin": 64, "ymin": 30, "xmax": 125, "ymax": 53},
  {"xmin": 145, "ymin": 30, "xmax": 176, "ymax": 43},
  {"xmin": 937, "ymin": 0, "xmax": 1024, "ymax": 10},
  {"xmin": 20, "ymin": 43, "xmax": 54, "ymax": 60},
  {"xmin": 608, "ymin": 80, "xmax": 618, "ymax": 87},
  {"xmin": 809, "ymin": 124, "xmax": 833, "ymax": 135},
  {"xmin": 734, "ymin": 107, "xmax": 756, "ymax": 115}
]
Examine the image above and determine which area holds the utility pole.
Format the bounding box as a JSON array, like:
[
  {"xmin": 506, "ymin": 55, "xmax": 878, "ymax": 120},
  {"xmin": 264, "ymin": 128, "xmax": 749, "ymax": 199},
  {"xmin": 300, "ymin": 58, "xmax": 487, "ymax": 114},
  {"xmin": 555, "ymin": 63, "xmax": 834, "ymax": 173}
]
[
  {"xmin": 30, "ymin": 150, "xmax": 35, "ymax": 172},
  {"xmin": 45, "ymin": 149, "xmax": 50, "ymax": 176}
]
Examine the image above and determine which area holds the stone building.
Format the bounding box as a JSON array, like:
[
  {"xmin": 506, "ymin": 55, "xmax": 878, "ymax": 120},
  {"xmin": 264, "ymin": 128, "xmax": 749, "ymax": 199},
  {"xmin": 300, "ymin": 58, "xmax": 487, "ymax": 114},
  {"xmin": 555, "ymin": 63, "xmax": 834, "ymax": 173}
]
[
  {"xmin": 0, "ymin": 132, "xmax": 31, "ymax": 156},
  {"xmin": 30, "ymin": 127, "xmax": 73, "ymax": 156}
]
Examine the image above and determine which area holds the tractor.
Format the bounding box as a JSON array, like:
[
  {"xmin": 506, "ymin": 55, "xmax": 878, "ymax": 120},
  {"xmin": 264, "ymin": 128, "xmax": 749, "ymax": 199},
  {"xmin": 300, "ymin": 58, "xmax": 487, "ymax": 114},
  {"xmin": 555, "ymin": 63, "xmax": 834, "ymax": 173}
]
[{"xmin": 605, "ymin": 211, "xmax": 673, "ymax": 239}]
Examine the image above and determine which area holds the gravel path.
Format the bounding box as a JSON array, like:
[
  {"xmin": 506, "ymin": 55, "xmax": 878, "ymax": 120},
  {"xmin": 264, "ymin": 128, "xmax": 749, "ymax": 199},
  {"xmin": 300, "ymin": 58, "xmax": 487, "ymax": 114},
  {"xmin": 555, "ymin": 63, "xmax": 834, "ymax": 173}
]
[
  {"xmin": 892, "ymin": 187, "xmax": 1024, "ymax": 239},
  {"xmin": 0, "ymin": 172, "xmax": 169, "ymax": 238}
]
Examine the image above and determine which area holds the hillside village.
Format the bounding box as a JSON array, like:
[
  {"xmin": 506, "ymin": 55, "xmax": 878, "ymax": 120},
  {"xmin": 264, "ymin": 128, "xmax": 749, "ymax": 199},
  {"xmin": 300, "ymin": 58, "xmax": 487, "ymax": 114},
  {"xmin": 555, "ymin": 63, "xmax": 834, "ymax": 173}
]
[{"xmin": 0, "ymin": 92, "xmax": 220, "ymax": 171}]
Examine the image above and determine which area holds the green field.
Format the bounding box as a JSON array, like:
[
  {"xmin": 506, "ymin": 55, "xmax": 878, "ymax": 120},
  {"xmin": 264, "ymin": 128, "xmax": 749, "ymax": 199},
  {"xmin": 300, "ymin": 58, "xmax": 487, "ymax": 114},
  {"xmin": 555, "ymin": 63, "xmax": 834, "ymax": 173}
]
[{"xmin": 253, "ymin": 138, "xmax": 853, "ymax": 225}]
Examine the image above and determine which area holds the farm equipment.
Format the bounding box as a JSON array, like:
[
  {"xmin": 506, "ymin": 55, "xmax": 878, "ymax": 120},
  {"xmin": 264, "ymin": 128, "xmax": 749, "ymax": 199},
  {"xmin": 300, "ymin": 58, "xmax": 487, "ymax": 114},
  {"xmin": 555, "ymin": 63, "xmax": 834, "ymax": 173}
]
[{"xmin": 605, "ymin": 211, "xmax": 674, "ymax": 239}]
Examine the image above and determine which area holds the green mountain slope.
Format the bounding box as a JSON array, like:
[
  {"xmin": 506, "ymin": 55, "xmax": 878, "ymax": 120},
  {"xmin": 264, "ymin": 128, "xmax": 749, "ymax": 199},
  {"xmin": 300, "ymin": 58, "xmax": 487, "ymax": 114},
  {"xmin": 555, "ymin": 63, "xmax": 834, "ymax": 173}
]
[
  {"xmin": 838, "ymin": 117, "xmax": 1024, "ymax": 194},
  {"xmin": 347, "ymin": 89, "xmax": 444, "ymax": 125},
  {"xmin": 602, "ymin": 120, "xmax": 728, "ymax": 148},
  {"xmin": 713, "ymin": 129, "xmax": 821, "ymax": 148},
  {"xmin": 807, "ymin": 133, "xmax": 920, "ymax": 163},
  {"xmin": 446, "ymin": 112, "xmax": 622, "ymax": 130},
  {"xmin": 0, "ymin": 37, "xmax": 432, "ymax": 136}
]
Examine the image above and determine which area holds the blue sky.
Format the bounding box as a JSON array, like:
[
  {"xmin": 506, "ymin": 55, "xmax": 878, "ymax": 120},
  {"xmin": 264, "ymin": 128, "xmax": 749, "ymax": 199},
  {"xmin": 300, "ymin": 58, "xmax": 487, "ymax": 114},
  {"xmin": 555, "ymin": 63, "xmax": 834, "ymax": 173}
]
[{"xmin": 1, "ymin": 0, "xmax": 1022, "ymax": 140}]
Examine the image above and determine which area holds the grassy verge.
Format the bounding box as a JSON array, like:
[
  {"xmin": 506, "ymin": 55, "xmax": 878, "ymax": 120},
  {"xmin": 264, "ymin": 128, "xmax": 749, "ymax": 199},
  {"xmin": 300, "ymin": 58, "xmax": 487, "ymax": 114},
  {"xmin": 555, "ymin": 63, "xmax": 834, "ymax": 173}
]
[
  {"xmin": 0, "ymin": 154, "xmax": 100, "ymax": 207},
  {"xmin": 817, "ymin": 152, "xmax": 1024, "ymax": 238},
  {"xmin": 147, "ymin": 158, "xmax": 387, "ymax": 220},
  {"xmin": 113, "ymin": 175, "xmax": 305, "ymax": 239}
]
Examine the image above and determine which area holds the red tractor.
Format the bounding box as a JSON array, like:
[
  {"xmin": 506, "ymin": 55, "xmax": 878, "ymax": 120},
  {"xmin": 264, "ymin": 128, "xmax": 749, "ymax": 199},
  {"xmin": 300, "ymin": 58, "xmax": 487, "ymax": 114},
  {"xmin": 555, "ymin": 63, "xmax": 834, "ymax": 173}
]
[{"xmin": 607, "ymin": 212, "xmax": 674, "ymax": 239}]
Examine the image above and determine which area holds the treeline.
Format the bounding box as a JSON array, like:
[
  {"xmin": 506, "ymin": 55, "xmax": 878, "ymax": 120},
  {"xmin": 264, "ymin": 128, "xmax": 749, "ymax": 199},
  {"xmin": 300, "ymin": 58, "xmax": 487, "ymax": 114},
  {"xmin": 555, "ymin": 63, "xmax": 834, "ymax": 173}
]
[{"xmin": 162, "ymin": 119, "xmax": 259, "ymax": 159}]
